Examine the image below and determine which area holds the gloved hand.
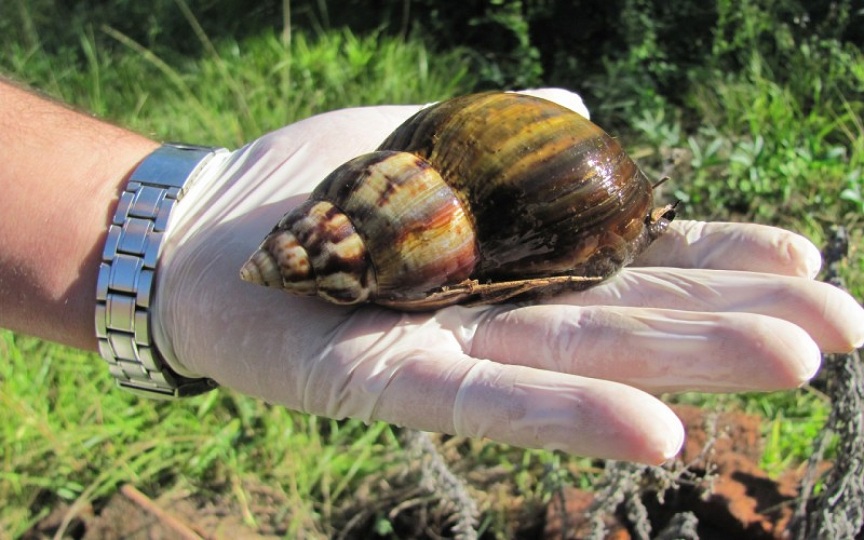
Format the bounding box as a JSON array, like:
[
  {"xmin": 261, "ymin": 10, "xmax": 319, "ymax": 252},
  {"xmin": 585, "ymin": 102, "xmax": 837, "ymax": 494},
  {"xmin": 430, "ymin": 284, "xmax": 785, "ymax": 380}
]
[{"xmin": 152, "ymin": 89, "xmax": 864, "ymax": 464}]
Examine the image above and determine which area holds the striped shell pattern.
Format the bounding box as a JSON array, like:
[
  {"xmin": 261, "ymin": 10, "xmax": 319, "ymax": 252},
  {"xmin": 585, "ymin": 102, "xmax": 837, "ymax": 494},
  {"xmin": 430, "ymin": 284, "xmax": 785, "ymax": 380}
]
[{"xmin": 240, "ymin": 92, "xmax": 676, "ymax": 310}]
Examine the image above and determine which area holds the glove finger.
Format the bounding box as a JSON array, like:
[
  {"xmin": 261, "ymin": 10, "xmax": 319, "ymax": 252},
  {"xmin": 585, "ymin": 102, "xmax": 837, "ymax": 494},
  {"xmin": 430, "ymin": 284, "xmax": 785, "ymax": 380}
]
[
  {"xmin": 636, "ymin": 220, "xmax": 823, "ymax": 277},
  {"xmin": 552, "ymin": 267, "xmax": 864, "ymax": 353},
  {"xmin": 285, "ymin": 306, "xmax": 681, "ymax": 463},
  {"xmin": 507, "ymin": 88, "xmax": 591, "ymax": 119},
  {"xmin": 347, "ymin": 347, "xmax": 684, "ymax": 464},
  {"xmin": 470, "ymin": 304, "xmax": 821, "ymax": 393}
]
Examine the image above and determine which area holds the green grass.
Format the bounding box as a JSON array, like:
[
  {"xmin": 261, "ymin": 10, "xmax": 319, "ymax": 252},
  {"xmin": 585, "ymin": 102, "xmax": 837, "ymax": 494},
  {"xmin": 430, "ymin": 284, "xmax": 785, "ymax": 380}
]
[
  {"xmin": 624, "ymin": 11, "xmax": 864, "ymax": 300},
  {"xmin": 7, "ymin": 26, "xmax": 470, "ymax": 147},
  {"xmin": 1, "ymin": 6, "xmax": 863, "ymax": 538},
  {"xmin": 0, "ymin": 331, "xmax": 407, "ymax": 537}
]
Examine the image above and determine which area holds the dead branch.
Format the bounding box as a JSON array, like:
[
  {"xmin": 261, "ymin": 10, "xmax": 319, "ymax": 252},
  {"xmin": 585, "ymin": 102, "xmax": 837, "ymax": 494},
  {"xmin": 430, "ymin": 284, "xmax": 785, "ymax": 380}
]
[{"xmin": 120, "ymin": 483, "xmax": 205, "ymax": 540}]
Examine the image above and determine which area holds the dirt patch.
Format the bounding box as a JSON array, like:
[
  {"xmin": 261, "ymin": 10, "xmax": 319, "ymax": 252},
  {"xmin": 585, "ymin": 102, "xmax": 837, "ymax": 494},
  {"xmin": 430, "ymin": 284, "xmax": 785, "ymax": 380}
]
[{"xmin": 24, "ymin": 483, "xmax": 287, "ymax": 540}]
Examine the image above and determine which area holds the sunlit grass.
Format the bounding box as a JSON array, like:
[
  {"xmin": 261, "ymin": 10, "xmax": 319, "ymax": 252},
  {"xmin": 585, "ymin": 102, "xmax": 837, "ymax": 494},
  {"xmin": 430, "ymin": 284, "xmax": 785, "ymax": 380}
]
[
  {"xmin": 0, "ymin": 330, "xmax": 412, "ymax": 536},
  {"xmin": 629, "ymin": 39, "xmax": 864, "ymax": 299},
  {"xmin": 4, "ymin": 26, "xmax": 470, "ymax": 147}
]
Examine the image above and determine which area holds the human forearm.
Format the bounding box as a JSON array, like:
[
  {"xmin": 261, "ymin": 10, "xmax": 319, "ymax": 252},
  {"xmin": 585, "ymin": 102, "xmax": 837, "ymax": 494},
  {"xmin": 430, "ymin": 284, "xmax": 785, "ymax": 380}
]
[{"xmin": 0, "ymin": 80, "xmax": 159, "ymax": 349}]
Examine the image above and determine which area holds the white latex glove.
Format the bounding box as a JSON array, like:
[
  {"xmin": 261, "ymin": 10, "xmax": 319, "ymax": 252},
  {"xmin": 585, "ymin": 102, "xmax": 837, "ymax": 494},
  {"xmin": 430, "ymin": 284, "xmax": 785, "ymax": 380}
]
[{"xmin": 153, "ymin": 89, "xmax": 864, "ymax": 465}]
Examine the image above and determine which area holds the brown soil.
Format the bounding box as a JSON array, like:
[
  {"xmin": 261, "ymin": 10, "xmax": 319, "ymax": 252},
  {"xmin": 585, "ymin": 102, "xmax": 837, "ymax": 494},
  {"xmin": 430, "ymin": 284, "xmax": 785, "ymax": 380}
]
[
  {"xmin": 23, "ymin": 483, "xmax": 289, "ymax": 539},
  {"xmin": 545, "ymin": 404, "xmax": 822, "ymax": 539}
]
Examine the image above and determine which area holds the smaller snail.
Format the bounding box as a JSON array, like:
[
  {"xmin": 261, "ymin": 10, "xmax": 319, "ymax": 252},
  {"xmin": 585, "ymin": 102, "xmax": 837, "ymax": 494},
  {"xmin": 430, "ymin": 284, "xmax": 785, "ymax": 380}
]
[{"xmin": 240, "ymin": 92, "xmax": 676, "ymax": 310}]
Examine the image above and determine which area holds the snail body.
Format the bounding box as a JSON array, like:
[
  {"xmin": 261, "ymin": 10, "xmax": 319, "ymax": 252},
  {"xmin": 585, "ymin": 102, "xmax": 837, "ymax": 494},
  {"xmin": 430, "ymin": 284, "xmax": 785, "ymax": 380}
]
[{"xmin": 240, "ymin": 92, "xmax": 676, "ymax": 310}]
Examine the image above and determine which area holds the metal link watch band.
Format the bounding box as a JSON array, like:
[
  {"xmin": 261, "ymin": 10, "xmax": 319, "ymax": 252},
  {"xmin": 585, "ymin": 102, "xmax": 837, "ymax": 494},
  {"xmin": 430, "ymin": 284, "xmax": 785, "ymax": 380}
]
[{"xmin": 95, "ymin": 143, "xmax": 225, "ymax": 399}]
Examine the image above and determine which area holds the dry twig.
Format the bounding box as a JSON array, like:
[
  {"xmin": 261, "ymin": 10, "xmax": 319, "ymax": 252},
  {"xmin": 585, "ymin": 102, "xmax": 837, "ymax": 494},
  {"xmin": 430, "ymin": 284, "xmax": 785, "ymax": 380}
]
[
  {"xmin": 120, "ymin": 483, "xmax": 204, "ymax": 540},
  {"xmin": 403, "ymin": 430, "xmax": 480, "ymax": 540}
]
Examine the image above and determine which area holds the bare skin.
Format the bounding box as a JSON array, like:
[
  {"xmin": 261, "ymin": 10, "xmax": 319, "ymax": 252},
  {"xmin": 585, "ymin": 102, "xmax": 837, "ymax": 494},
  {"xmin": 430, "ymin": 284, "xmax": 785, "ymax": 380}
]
[{"xmin": 0, "ymin": 79, "xmax": 158, "ymax": 349}]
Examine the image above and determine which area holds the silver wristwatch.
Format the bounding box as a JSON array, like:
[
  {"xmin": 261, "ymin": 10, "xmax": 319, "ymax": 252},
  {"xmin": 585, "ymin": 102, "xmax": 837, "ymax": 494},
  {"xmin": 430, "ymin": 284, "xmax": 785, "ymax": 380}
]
[{"xmin": 95, "ymin": 143, "xmax": 225, "ymax": 399}]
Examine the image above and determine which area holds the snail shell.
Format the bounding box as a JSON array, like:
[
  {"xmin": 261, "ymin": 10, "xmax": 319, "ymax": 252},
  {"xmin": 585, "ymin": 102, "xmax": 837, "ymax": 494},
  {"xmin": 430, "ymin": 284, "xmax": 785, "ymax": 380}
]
[{"xmin": 240, "ymin": 92, "xmax": 676, "ymax": 310}]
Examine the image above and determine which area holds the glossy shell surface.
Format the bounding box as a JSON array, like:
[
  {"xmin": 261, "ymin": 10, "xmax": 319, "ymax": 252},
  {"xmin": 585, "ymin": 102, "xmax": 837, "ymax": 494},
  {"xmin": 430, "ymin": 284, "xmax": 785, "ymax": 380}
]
[{"xmin": 240, "ymin": 92, "xmax": 675, "ymax": 310}]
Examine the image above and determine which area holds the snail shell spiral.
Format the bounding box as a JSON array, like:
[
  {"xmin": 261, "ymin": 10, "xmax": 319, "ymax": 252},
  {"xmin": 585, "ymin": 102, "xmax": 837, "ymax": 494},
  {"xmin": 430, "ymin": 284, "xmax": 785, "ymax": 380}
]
[{"xmin": 240, "ymin": 92, "xmax": 676, "ymax": 310}]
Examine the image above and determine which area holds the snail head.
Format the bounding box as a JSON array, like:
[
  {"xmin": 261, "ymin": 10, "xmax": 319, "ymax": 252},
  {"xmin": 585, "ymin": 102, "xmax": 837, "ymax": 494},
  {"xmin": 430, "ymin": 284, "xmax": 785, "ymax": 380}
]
[{"xmin": 646, "ymin": 201, "xmax": 678, "ymax": 241}]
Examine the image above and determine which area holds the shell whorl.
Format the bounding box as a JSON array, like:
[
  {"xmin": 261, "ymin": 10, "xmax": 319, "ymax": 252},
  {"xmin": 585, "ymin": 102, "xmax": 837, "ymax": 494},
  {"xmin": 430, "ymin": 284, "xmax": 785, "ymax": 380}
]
[
  {"xmin": 240, "ymin": 199, "xmax": 376, "ymax": 304},
  {"xmin": 241, "ymin": 150, "xmax": 480, "ymax": 305},
  {"xmin": 377, "ymin": 92, "xmax": 667, "ymax": 282}
]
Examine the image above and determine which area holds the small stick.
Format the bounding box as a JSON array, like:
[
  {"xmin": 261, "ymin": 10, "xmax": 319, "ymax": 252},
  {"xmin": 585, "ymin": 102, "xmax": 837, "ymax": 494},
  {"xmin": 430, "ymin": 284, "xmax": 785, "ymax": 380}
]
[{"xmin": 120, "ymin": 484, "xmax": 204, "ymax": 540}]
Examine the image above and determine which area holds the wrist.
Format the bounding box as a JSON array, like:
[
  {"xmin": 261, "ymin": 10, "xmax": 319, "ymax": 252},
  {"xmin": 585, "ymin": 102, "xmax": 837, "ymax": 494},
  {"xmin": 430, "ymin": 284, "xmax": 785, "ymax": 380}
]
[{"xmin": 0, "ymin": 80, "xmax": 159, "ymax": 349}]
